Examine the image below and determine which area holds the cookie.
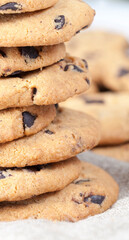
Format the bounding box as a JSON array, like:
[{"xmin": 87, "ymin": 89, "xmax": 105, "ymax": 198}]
[
  {"xmin": 66, "ymin": 30, "xmax": 129, "ymax": 91},
  {"xmin": 0, "ymin": 0, "xmax": 95, "ymax": 47},
  {"xmin": 0, "ymin": 157, "xmax": 80, "ymax": 202},
  {"xmin": 93, "ymin": 143, "xmax": 129, "ymax": 162},
  {"xmin": 0, "ymin": 43, "xmax": 65, "ymax": 77},
  {"xmin": 0, "ymin": 161, "xmax": 119, "ymax": 222},
  {"xmin": 0, "ymin": 108, "xmax": 100, "ymax": 168},
  {"xmin": 60, "ymin": 93, "xmax": 129, "ymax": 145},
  {"xmin": 0, "ymin": 105, "xmax": 56, "ymax": 144},
  {"xmin": 0, "ymin": 56, "xmax": 91, "ymax": 111},
  {"xmin": 0, "ymin": 0, "xmax": 58, "ymax": 14}
]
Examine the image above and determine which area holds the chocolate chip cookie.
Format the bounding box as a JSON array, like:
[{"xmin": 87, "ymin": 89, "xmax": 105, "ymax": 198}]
[
  {"xmin": 0, "ymin": 0, "xmax": 95, "ymax": 47},
  {"xmin": 0, "ymin": 108, "xmax": 100, "ymax": 167},
  {"xmin": 0, "ymin": 105, "xmax": 56, "ymax": 143},
  {"xmin": 61, "ymin": 93, "xmax": 129, "ymax": 145},
  {"xmin": 0, "ymin": 157, "xmax": 80, "ymax": 202},
  {"xmin": 66, "ymin": 30, "xmax": 129, "ymax": 92},
  {"xmin": 0, "ymin": 56, "xmax": 91, "ymax": 110},
  {"xmin": 0, "ymin": 43, "xmax": 65, "ymax": 77},
  {"xmin": 0, "ymin": 161, "xmax": 119, "ymax": 221},
  {"xmin": 0, "ymin": 0, "xmax": 58, "ymax": 14}
]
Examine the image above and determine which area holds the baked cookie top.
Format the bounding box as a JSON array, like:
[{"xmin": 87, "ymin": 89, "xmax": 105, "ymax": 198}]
[
  {"xmin": 0, "ymin": 108, "xmax": 100, "ymax": 167},
  {"xmin": 0, "ymin": 0, "xmax": 95, "ymax": 47}
]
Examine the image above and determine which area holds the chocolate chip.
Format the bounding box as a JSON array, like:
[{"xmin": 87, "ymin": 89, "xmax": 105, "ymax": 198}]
[
  {"xmin": 82, "ymin": 25, "xmax": 88, "ymax": 30},
  {"xmin": 26, "ymin": 165, "xmax": 45, "ymax": 172},
  {"xmin": 0, "ymin": 2, "xmax": 22, "ymax": 11},
  {"xmin": 0, "ymin": 50, "xmax": 6, "ymax": 58},
  {"xmin": 117, "ymin": 68, "xmax": 129, "ymax": 77},
  {"xmin": 10, "ymin": 70, "xmax": 23, "ymax": 76},
  {"xmin": 55, "ymin": 104, "xmax": 59, "ymax": 109},
  {"xmin": 32, "ymin": 88, "xmax": 37, "ymax": 101},
  {"xmin": 82, "ymin": 59, "xmax": 88, "ymax": 69},
  {"xmin": 0, "ymin": 171, "xmax": 6, "ymax": 179},
  {"xmin": 44, "ymin": 129, "xmax": 54, "ymax": 135},
  {"xmin": 54, "ymin": 15, "xmax": 65, "ymax": 30},
  {"xmin": 19, "ymin": 47, "xmax": 39, "ymax": 59},
  {"xmin": 22, "ymin": 111, "xmax": 37, "ymax": 129},
  {"xmin": 76, "ymin": 25, "xmax": 89, "ymax": 35},
  {"xmin": 74, "ymin": 179, "xmax": 91, "ymax": 184},
  {"xmin": 64, "ymin": 64, "xmax": 84, "ymax": 72},
  {"xmin": 85, "ymin": 78, "xmax": 90, "ymax": 85},
  {"xmin": 85, "ymin": 99, "xmax": 105, "ymax": 104},
  {"xmin": 84, "ymin": 195, "xmax": 105, "ymax": 205}
]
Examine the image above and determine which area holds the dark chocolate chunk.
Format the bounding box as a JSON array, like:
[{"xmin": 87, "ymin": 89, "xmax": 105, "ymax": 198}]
[
  {"xmin": 84, "ymin": 195, "xmax": 105, "ymax": 205},
  {"xmin": 85, "ymin": 78, "xmax": 90, "ymax": 85},
  {"xmin": 0, "ymin": 50, "xmax": 6, "ymax": 58},
  {"xmin": 117, "ymin": 68, "xmax": 129, "ymax": 77},
  {"xmin": 0, "ymin": 2, "xmax": 22, "ymax": 11},
  {"xmin": 22, "ymin": 111, "xmax": 37, "ymax": 129},
  {"xmin": 0, "ymin": 171, "xmax": 6, "ymax": 180},
  {"xmin": 64, "ymin": 64, "xmax": 84, "ymax": 72},
  {"xmin": 82, "ymin": 25, "xmax": 88, "ymax": 30},
  {"xmin": 54, "ymin": 15, "xmax": 65, "ymax": 30},
  {"xmin": 44, "ymin": 129, "xmax": 54, "ymax": 135},
  {"xmin": 26, "ymin": 165, "xmax": 45, "ymax": 172},
  {"xmin": 82, "ymin": 59, "xmax": 88, "ymax": 69},
  {"xmin": 85, "ymin": 98, "xmax": 105, "ymax": 104},
  {"xmin": 10, "ymin": 70, "xmax": 23, "ymax": 76},
  {"xmin": 32, "ymin": 88, "xmax": 37, "ymax": 101},
  {"xmin": 74, "ymin": 179, "xmax": 91, "ymax": 184},
  {"xmin": 19, "ymin": 47, "xmax": 39, "ymax": 59},
  {"xmin": 55, "ymin": 104, "xmax": 59, "ymax": 110}
]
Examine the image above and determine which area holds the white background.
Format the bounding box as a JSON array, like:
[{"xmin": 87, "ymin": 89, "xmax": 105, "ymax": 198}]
[{"xmin": 85, "ymin": 0, "xmax": 129, "ymax": 39}]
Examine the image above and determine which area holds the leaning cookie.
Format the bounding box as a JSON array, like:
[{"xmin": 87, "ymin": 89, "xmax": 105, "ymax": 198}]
[
  {"xmin": 66, "ymin": 31, "xmax": 129, "ymax": 91},
  {"xmin": 0, "ymin": 56, "xmax": 91, "ymax": 110},
  {"xmin": 0, "ymin": 44, "xmax": 65, "ymax": 77},
  {"xmin": 0, "ymin": 157, "xmax": 80, "ymax": 202},
  {"xmin": 0, "ymin": 105, "xmax": 56, "ymax": 144},
  {"xmin": 0, "ymin": 161, "xmax": 119, "ymax": 221},
  {"xmin": 93, "ymin": 143, "xmax": 129, "ymax": 162},
  {"xmin": 0, "ymin": 0, "xmax": 95, "ymax": 47},
  {"xmin": 0, "ymin": 0, "xmax": 58, "ymax": 14},
  {"xmin": 0, "ymin": 108, "xmax": 100, "ymax": 167},
  {"xmin": 60, "ymin": 93, "xmax": 129, "ymax": 146}
]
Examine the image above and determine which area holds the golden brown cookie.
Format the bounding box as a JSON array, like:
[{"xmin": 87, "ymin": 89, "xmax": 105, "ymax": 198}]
[
  {"xmin": 0, "ymin": 105, "xmax": 56, "ymax": 144},
  {"xmin": 0, "ymin": 0, "xmax": 95, "ymax": 47},
  {"xmin": 0, "ymin": 161, "xmax": 119, "ymax": 222},
  {"xmin": 93, "ymin": 143, "xmax": 129, "ymax": 162},
  {"xmin": 0, "ymin": 157, "xmax": 80, "ymax": 202},
  {"xmin": 0, "ymin": 108, "xmax": 100, "ymax": 167},
  {"xmin": 60, "ymin": 93, "xmax": 129, "ymax": 145},
  {"xmin": 0, "ymin": 0, "xmax": 58, "ymax": 14},
  {"xmin": 0, "ymin": 56, "xmax": 91, "ymax": 110},
  {"xmin": 0, "ymin": 44, "xmax": 65, "ymax": 77},
  {"xmin": 66, "ymin": 30, "xmax": 129, "ymax": 91}
]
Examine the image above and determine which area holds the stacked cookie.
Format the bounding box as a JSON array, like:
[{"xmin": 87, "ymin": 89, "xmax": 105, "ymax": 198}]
[
  {"xmin": 63, "ymin": 30, "xmax": 129, "ymax": 162},
  {"xmin": 0, "ymin": 0, "xmax": 119, "ymax": 222}
]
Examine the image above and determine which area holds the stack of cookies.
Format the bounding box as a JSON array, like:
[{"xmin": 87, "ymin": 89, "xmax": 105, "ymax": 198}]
[{"xmin": 0, "ymin": 0, "xmax": 118, "ymax": 222}]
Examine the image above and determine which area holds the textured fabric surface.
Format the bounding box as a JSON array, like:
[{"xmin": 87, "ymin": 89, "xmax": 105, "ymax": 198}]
[{"xmin": 0, "ymin": 151, "xmax": 129, "ymax": 239}]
